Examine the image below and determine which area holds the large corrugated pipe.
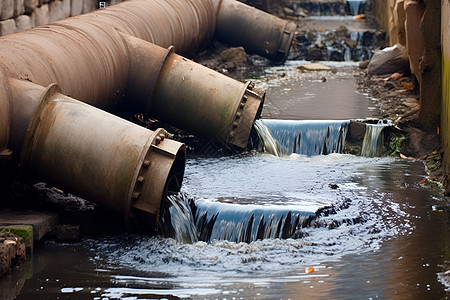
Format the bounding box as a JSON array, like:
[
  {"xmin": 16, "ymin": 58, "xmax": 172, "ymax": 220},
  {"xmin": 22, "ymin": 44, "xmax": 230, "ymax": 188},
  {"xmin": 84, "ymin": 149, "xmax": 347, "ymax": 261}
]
[{"xmin": 12, "ymin": 79, "xmax": 186, "ymax": 226}]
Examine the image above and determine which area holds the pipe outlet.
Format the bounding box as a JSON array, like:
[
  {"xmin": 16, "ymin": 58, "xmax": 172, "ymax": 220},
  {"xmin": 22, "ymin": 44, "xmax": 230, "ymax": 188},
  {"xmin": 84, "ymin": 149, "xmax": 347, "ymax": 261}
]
[
  {"xmin": 20, "ymin": 84, "xmax": 186, "ymax": 227},
  {"xmin": 215, "ymin": 0, "xmax": 297, "ymax": 62},
  {"xmin": 122, "ymin": 33, "xmax": 265, "ymax": 149},
  {"xmin": 149, "ymin": 50, "xmax": 265, "ymax": 149}
]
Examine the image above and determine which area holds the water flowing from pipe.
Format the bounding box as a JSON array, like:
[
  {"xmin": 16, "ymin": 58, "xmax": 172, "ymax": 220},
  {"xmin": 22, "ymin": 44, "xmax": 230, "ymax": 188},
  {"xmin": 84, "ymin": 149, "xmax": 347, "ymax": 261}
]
[
  {"xmin": 360, "ymin": 123, "xmax": 386, "ymax": 157},
  {"xmin": 254, "ymin": 119, "xmax": 349, "ymax": 156},
  {"xmin": 159, "ymin": 193, "xmax": 316, "ymax": 243},
  {"xmin": 346, "ymin": 0, "xmax": 366, "ymax": 15}
]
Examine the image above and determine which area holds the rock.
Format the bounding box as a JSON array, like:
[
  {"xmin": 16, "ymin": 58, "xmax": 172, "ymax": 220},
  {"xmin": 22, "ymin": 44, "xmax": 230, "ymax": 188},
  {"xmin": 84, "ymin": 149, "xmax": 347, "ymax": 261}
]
[
  {"xmin": 0, "ymin": 232, "xmax": 26, "ymax": 278},
  {"xmin": 32, "ymin": 4, "xmax": 49, "ymax": 27},
  {"xmin": 24, "ymin": 0, "xmax": 38, "ymax": 14},
  {"xmin": 0, "ymin": 225, "xmax": 33, "ymax": 250},
  {"xmin": 283, "ymin": 7, "xmax": 295, "ymax": 16},
  {"xmin": 306, "ymin": 48, "xmax": 324, "ymax": 61},
  {"xmin": 1, "ymin": 0, "xmax": 14, "ymax": 21},
  {"xmin": 347, "ymin": 121, "xmax": 366, "ymax": 143},
  {"xmin": 345, "ymin": 38, "xmax": 358, "ymax": 49},
  {"xmin": 71, "ymin": 0, "xmax": 83, "ymax": 16},
  {"xmin": 0, "ymin": 19, "xmax": 16, "ymax": 36},
  {"xmin": 329, "ymin": 49, "xmax": 344, "ymax": 61},
  {"xmin": 298, "ymin": 62, "xmax": 332, "ymax": 72},
  {"xmin": 368, "ymin": 44, "xmax": 410, "ymax": 75},
  {"xmin": 295, "ymin": 7, "xmax": 308, "ymax": 17},
  {"xmin": 49, "ymin": 0, "xmax": 70, "ymax": 23},
  {"xmin": 83, "ymin": 0, "xmax": 98, "ymax": 13},
  {"xmin": 14, "ymin": 0, "xmax": 25, "ymax": 17},
  {"xmin": 220, "ymin": 46, "xmax": 247, "ymax": 64},
  {"xmin": 15, "ymin": 15, "xmax": 32, "ymax": 32},
  {"xmin": 359, "ymin": 60, "xmax": 370, "ymax": 69}
]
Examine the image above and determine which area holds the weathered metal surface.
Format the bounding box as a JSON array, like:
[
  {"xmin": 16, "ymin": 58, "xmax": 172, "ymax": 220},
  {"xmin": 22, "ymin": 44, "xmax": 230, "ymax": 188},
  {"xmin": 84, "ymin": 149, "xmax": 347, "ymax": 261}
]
[
  {"xmin": 8, "ymin": 79, "xmax": 45, "ymax": 155},
  {"xmin": 121, "ymin": 33, "xmax": 265, "ymax": 149},
  {"xmin": 215, "ymin": 0, "xmax": 297, "ymax": 62},
  {"xmin": 149, "ymin": 52, "xmax": 265, "ymax": 148},
  {"xmin": 0, "ymin": 0, "xmax": 217, "ymax": 111},
  {"xmin": 20, "ymin": 84, "xmax": 186, "ymax": 225},
  {"xmin": 0, "ymin": 70, "xmax": 10, "ymax": 153}
]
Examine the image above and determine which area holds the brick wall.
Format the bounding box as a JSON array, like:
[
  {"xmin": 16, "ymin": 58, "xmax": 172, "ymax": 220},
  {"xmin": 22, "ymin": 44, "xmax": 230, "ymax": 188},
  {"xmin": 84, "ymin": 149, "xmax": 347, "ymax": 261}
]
[{"xmin": 0, "ymin": 0, "xmax": 125, "ymax": 36}]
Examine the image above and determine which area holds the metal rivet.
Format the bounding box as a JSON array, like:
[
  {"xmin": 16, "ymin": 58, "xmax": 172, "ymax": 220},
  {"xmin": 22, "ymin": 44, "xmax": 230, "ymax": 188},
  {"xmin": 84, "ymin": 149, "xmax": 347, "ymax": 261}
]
[
  {"xmin": 132, "ymin": 192, "xmax": 140, "ymax": 199},
  {"xmin": 240, "ymin": 102, "xmax": 245, "ymax": 109},
  {"xmin": 242, "ymin": 95, "xmax": 248, "ymax": 102},
  {"xmin": 229, "ymin": 131, "xmax": 235, "ymax": 138},
  {"xmin": 155, "ymin": 136, "xmax": 161, "ymax": 144},
  {"xmin": 137, "ymin": 176, "xmax": 145, "ymax": 183},
  {"xmin": 235, "ymin": 112, "xmax": 241, "ymax": 119},
  {"xmin": 232, "ymin": 121, "xmax": 238, "ymax": 128},
  {"xmin": 143, "ymin": 160, "xmax": 150, "ymax": 168},
  {"xmin": 159, "ymin": 133, "xmax": 165, "ymax": 140}
]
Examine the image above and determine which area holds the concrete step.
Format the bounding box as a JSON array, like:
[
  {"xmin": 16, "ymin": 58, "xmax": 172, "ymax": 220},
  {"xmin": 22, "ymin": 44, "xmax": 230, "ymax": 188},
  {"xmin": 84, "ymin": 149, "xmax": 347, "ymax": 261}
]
[{"xmin": 0, "ymin": 210, "xmax": 58, "ymax": 243}]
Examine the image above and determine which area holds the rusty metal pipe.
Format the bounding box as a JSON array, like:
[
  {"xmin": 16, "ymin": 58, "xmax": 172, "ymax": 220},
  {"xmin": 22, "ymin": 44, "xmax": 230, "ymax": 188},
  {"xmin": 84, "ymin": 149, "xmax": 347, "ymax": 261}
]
[
  {"xmin": 214, "ymin": 0, "xmax": 297, "ymax": 62},
  {"xmin": 0, "ymin": 0, "xmax": 217, "ymax": 112},
  {"xmin": 122, "ymin": 33, "xmax": 265, "ymax": 148},
  {"xmin": 0, "ymin": 0, "xmax": 288, "ymax": 154},
  {"xmin": 18, "ymin": 82, "xmax": 186, "ymax": 226}
]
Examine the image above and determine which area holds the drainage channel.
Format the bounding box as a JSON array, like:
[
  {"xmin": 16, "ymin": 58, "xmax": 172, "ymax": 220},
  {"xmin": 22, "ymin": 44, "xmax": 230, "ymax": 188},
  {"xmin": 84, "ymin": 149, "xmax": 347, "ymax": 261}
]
[
  {"xmin": 4, "ymin": 7, "xmax": 450, "ymax": 300},
  {"xmin": 7, "ymin": 58, "xmax": 449, "ymax": 299}
]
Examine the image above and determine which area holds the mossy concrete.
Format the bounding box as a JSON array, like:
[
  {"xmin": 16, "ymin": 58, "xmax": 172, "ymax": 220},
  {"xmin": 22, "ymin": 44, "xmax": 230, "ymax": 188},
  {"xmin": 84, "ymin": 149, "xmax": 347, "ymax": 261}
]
[{"xmin": 0, "ymin": 225, "xmax": 33, "ymax": 251}]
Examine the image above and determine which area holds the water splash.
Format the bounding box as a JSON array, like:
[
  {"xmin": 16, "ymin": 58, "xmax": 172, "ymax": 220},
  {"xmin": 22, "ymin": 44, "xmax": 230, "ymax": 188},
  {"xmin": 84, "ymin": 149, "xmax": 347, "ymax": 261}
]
[
  {"xmin": 160, "ymin": 193, "xmax": 198, "ymax": 243},
  {"xmin": 159, "ymin": 193, "xmax": 316, "ymax": 244},
  {"xmin": 192, "ymin": 200, "xmax": 315, "ymax": 243},
  {"xmin": 253, "ymin": 119, "xmax": 281, "ymax": 156},
  {"xmin": 254, "ymin": 119, "xmax": 349, "ymax": 156},
  {"xmin": 360, "ymin": 123, "xmax": 386, "ymax": 157}
]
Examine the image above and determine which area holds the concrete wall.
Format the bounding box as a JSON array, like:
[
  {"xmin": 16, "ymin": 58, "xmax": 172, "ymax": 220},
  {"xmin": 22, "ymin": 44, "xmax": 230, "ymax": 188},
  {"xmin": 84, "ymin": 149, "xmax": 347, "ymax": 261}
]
[
  {"xmin": 373, "ymin": 0, "xmax": 441, "ymax": 126},
  {"xmin": 0, "ymin": 0, "xmax": 124, "ymax": 36}
]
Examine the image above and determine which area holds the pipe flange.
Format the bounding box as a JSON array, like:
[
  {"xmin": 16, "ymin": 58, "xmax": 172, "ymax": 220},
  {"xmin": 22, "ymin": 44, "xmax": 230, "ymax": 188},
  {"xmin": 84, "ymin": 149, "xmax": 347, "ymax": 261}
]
[{"xmin": 20, "ymin": 83, "xmax": 61, "ymax": 168}]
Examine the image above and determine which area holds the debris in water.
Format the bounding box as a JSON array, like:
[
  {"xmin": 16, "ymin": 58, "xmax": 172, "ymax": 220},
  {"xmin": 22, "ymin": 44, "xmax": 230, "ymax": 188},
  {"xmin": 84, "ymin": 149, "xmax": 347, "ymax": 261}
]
[
  {"xmin": 401, "ymin": 82, "xmax": 414, "ymax": 90},
  {"xmin": 400, "ymin": 153, "xmax": 415, "ymax": 159},
  {"xmin": 383, "ymin": 72, "xmax": 404, "ymax": 81},
  {"xmin": 305, "ymin": 267, "xmax": 314, "ymax": 274},
  {"xmin": 298, "ymin": 63, "xmax": 332, "ymax": 72},
  {"xmin": 419, "ymin": 177, "xmax": 437, "ymax": 185}
]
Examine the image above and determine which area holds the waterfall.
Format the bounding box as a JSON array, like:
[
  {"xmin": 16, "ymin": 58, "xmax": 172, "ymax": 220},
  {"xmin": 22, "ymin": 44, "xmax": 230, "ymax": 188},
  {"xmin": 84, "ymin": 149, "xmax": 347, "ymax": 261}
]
[
  {"xmin": 347, "ymin": 0, "xmax": 366, "ymax": 15},
  {"xmin": 192, "ymin": 200, "xmax": 315, "ymax": 243},
  {"xmin": 159, "ymin": 193, "xmax": 315, "ymax": 243},
  {"xmin": 159, "ymin": 193, "xmax": 198, "ymax": 243},
  {"xmin": 253, "ymin": 119, "xmax": 281, "ymax": 156},
  {"xmin": 254, "ymin": 119, "xmax": 349, "ymax": 156},
  {"xmin": 360, "ymin": 123, "xmax": 385, "ymax": 157}
]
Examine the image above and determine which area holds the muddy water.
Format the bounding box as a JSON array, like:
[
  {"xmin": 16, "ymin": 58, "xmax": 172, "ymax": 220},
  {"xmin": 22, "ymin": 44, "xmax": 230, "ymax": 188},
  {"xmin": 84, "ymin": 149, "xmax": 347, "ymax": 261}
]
[
  {"xmin": 250, "ymin": 61, "xmax": 379, "ymax": 120},
  {"xmin": 4, "ymin": 62, "xmax": 450, "ymax": 299}
]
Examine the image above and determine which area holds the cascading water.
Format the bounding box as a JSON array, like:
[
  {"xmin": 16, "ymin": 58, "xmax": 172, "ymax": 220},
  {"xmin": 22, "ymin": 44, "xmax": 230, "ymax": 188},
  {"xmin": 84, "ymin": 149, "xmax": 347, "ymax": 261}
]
[
  {"xmin": 346, "ymin": 0, "xmax": 366, "ymax": 15},
  {"xmin": 254, "ymin": 119, "xmax": 349, "ymax": 156},
  {"xmin": 360, "ymin": 123, "xmax": 386, "ymax": 157},
  {"xmin": 159, "ymin": 193, "xmax": 316, "ymax": 243}
]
